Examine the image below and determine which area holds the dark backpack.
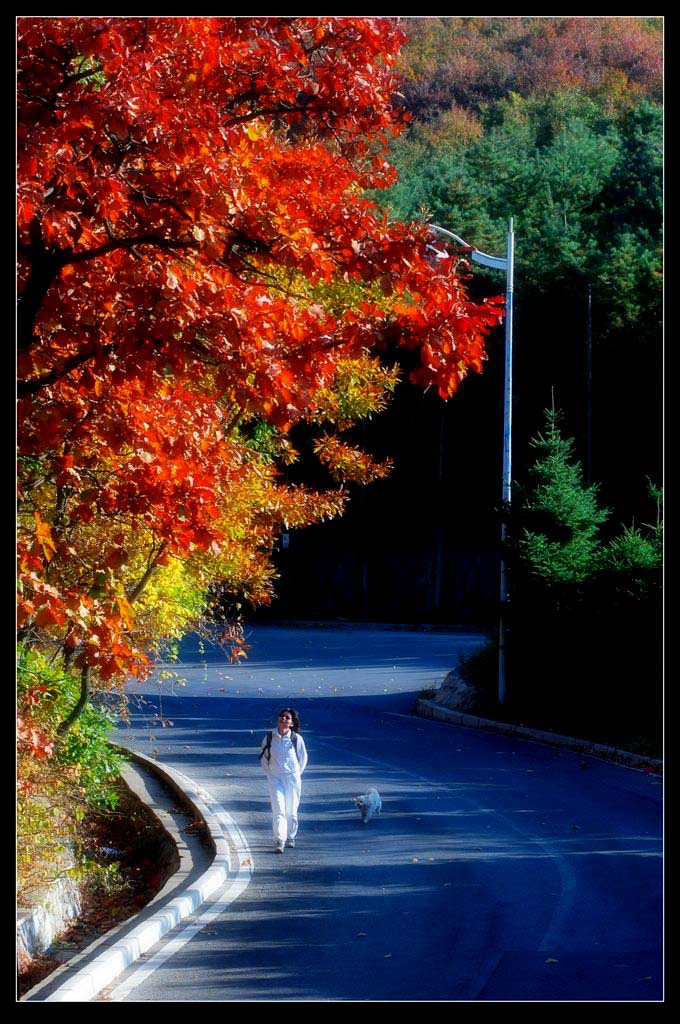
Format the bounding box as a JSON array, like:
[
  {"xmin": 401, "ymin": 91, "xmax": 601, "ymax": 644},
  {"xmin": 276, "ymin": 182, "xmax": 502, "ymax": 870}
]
[{"xmin": 259, "ymin": 729, "xmax": 299, "ymax": 765}]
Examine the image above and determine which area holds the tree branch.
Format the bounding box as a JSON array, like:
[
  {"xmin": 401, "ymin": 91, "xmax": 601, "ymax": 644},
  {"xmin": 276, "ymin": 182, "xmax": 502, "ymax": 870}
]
[
  {"xmin": 127, "ymin": 541, "xmax": 168, "ymax": 604},
  {"xmin": 222, "ymin": 103, "xmax": 331, "ymax": 127},
  {"xmin": 56, "ymin": 664, "xmax": 91, "ymax": 735},
  {"xmin": 61, "ymin": 232, "xmax": 197, "ymax": 266},
  {"xmin": 18, "ymin": 342, "xmax": 114, "ymax": 397},
  {"xmin": 18, "ymin": 223, "xmax": 198, "ymax": 356}
]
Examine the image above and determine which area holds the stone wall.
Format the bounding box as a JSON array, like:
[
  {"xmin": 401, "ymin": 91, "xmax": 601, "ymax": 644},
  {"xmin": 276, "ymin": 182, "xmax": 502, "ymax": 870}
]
[{"xmin": 17, "ymin": 851, "xmax": 81, "ymax": 960}]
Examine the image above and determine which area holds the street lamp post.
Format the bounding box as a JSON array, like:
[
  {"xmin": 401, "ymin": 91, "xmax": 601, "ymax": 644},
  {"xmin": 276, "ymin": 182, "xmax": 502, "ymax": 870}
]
[{"xmin": 429, "ymin": 220, "xmax": 515, "ymax": 705}]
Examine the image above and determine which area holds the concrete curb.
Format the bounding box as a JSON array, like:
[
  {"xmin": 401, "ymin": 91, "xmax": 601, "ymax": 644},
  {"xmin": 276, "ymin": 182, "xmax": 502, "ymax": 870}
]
[
  {"xmin": 24, "ymin": 750, "xmax": 240, "ymax": 1002},
  {"xmin": 415, "ymin": 699, "xmax": 663, "ymax": 773}
]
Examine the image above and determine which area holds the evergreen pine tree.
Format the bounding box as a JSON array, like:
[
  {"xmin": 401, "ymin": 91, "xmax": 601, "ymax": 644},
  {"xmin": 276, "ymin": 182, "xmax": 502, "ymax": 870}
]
[
  {"xmin": 515, "ymin": 405, "xmax": 608, "ymax": 595},
  {"xmin": 505, "ymin": 406, "xmax": 661, "ymax": 751}
]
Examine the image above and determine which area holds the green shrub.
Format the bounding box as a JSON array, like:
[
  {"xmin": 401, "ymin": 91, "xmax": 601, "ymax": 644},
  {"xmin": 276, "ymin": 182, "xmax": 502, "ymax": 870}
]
[
  {"xmin": 17, "ymin": 646, "xmax": 125, "ymax": 899},
  {"xmin": 505, "ymin": 411, "xmax": 662, "ymax": 748}
]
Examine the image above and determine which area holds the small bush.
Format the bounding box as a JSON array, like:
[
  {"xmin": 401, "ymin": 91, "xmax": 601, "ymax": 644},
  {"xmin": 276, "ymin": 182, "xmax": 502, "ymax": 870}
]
[
  {"xmin": 455, "ymin": 638, "xmax": 500, "ymax": 714},
  {"xmin": 17, "ymin": 646, "xmax": 125, "ymax": 901}
]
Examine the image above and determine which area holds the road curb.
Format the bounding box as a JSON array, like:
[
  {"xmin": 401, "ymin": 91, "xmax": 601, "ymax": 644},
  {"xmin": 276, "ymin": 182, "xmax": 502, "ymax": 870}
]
[
  {"xmin": 24, "ymin": 750, "xmax": 236, "ymax": 1002},
  {"xmin": 415, "ymin": 699, "xmax": 663, "ymax": 772}
]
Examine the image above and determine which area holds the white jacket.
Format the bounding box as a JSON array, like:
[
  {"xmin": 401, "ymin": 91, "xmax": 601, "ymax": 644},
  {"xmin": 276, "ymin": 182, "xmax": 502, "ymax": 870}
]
[{"xmin": 260, "ymin": 729, "xmax": 308, "ymax": 777}]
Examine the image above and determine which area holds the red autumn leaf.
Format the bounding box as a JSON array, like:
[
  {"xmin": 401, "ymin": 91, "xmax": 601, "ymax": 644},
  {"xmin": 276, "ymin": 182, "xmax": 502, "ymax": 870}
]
[
  {"xmin": 33, "ymin": 511, "xmax": 57, "ymax": 563},
  {"xmin": 35, "ymin": 604, "xmax": 67, "ymax": 629},
  {"xmin": 17, "ymin": 16, "xmax": 502, "ymax": 687}
]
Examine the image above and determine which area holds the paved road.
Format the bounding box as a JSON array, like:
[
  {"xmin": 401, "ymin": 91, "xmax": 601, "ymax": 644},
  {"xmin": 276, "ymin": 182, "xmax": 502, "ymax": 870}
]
[{"xmin": 108, "ymin": 626, "xmax": 663, "ymax": 1002}]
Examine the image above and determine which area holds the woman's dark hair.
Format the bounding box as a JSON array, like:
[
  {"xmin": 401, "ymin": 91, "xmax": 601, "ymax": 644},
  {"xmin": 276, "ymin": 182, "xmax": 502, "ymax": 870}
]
[{"xmin": 279, "ymin": 708, "xmax": 300, "ymax": 731}]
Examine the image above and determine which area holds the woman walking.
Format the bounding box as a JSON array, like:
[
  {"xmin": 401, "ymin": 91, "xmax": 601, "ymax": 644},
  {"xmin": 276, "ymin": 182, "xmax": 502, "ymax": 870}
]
[{"xmin": 260, "ymin": 708, "xmax": 308, "ymax": 853}]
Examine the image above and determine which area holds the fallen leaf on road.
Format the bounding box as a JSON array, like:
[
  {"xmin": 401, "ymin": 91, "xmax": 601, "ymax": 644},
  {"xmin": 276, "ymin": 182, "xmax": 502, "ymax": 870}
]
[{"xmin": 183, "ymin": 819, "xmax": 206, "ymax": 835}]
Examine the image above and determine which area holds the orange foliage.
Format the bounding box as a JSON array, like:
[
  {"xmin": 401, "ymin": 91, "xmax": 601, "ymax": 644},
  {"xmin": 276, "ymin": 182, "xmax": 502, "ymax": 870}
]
[
  {"xmin": 17, "ymin": 17, "xmax": 503, "ymax": 684},
  {"xmin": 397, "ymin": 17, "xmax": 662, "ymax": 117}
]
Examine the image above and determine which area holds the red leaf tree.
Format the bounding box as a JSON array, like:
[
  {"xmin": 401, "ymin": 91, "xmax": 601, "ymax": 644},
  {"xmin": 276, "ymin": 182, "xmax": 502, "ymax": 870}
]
[{"xmin": 17, "ymin": 17, "xmax": 503, "ymax": 714}]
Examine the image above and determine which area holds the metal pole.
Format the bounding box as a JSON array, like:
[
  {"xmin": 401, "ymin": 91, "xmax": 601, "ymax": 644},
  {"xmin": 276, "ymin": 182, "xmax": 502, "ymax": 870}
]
[
  {"xmin": 429, "ymin": 221, "xmax": 513, "ymax": 705},
  {"xmin": 498, "ymin": 218, "xmax": 514, "ymax": 706},
  {"xmin": 432, "ymin": 403, "xmax": 446, "ymax": 615}
]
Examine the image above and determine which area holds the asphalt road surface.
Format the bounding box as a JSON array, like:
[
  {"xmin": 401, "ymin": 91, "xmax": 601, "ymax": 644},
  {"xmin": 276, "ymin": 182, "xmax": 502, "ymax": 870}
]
[{"xmin": 107, "ymin": 625, "xmax": 663, "ymax": 1002}]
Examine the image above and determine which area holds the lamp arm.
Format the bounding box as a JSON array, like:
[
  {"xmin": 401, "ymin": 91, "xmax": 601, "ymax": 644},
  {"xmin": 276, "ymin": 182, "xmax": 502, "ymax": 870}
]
[{"xmin": 430, "ymin": 224, "xmax": 508, "ymax": 271}]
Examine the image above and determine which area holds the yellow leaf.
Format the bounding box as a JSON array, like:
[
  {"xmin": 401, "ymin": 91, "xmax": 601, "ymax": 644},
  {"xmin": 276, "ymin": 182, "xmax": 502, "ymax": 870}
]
[{"xmin": 245, "ymin": 121, "xmax": 265, "ymax": 141}]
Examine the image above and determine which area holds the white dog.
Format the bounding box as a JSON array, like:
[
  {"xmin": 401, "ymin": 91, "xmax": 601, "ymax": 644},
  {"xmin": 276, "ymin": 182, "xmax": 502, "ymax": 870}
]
[{"xmin": 353, "ymin": 787, "xmax": 382, "ymax": 823}]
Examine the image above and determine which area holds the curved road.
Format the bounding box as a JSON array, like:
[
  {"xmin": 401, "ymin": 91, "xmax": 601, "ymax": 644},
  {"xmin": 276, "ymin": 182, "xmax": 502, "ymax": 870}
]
[{"xmin": 108, "ymin": 626, "xmax": 663, "ymax": 1002}]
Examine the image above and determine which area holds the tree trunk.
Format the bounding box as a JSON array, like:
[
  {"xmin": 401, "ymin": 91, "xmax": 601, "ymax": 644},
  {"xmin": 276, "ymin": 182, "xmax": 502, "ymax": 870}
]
[{"xmin": 56, "ymin": 664, "xmax": 91, "ymax": 735}]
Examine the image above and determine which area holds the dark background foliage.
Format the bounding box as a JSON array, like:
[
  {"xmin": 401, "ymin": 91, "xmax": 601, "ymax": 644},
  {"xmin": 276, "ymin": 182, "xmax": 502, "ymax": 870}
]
[{"xmin": 258, "ymin": 16, "xmax": 662, "ymax": 631}]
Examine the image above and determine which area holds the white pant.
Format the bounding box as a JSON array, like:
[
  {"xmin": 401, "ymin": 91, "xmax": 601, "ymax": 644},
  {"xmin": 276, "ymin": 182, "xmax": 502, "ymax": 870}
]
[{"xmin": 267, "ymin": 774, "xmax": 302, "ymax": 843}]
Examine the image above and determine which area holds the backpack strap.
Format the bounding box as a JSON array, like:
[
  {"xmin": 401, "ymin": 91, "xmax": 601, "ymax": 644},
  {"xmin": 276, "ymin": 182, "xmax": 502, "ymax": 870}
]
[
  {"xmin": 259, "ymin": 730, "xmax": 273, "ymax": 762},
  {"xmin": 259, "ymin": 729, "xmax": 299, "ymax": 763}
]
